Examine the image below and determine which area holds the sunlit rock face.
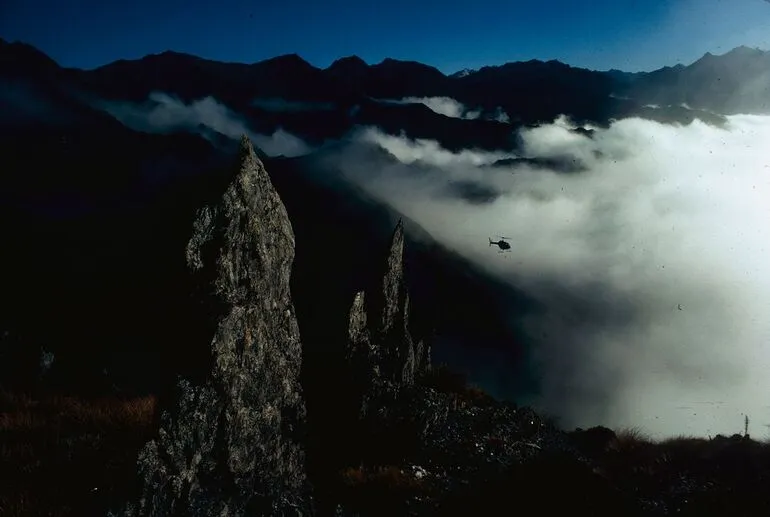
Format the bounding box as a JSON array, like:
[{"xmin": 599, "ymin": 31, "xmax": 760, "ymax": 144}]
[{"xmin": 121, "ymin": 136, "xmax": 311, "ymax": 517}]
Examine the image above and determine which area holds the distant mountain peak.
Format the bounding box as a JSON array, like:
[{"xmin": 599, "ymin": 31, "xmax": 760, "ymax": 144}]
[
  {"xmin": 450, "ymin": 68, "xmax": 476, "ymax": 78},
  {"xmin": 326, "ymin": 55, "xmax": 369, "ymax": 76},
  {"xmin": 0, "ymin": 39, "xmax": 61, "ymax": 70},
  {"xmin": 277, "ymin": 52, "xmax": 307, "ymax": 62},
  {"xmin": 379, "ymin": 57, "xmax": 406, "ymax": 65},
  {"xmin": 129, "ymin": 50, "xmax": 207, "ymax": 67},
  {"xmin": 328, "ymin": 55, "xmax": 368, "ymax": 68},
  {"xmin": 155, "ymin": 49, "xmax": 188, "ymax": 57},
  {"xmin": 249, "ymin": 53, "xmax": 316, "ymax": 70},
  {"xmin": 693, "ymin": 45, "xmax": 769, "ymax": 66},
  {"xmin": 371, "ymin": 57, "xmax": 446, "ymax": 78},
  {"xmin": 377, "ymin": 57, "xmax": 439, "ymax": 69},
  {"xmin": 725, "ymin": 45, "xmax": 766, "ymax": 57},
  {"xmin": 255, "ymin": 52, "xmax": 315, "ymax": 70},
  {"xmin": 145, "ymin": 49, "xmax": 200, "ymax": 60}
]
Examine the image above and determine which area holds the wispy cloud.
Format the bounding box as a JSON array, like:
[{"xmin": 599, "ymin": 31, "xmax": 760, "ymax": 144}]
[
  {"xmin": 490, "ymin": 106, "xmax": 511, "ymax": 123},
  {"xmin": 356, "ymin": 126, "xmax": 515, "ymax": 167},
  {"xmin": 400, "ymin": 96, "xmax": 482, "ymax": 119},
  {"xmin": 379, "ymin": 96, "xmax": 510, "ymax": 123},
  {"xmin": 99, "ymin": 92, "xmax": 312, "ymax": 157},
  {"xmin": 330, "ymin": 115, "xmax": 770, "ymax": 439}
]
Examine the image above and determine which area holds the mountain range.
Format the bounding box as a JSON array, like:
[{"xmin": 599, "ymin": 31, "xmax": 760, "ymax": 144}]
[{"xmin": 4, "ymin": 39, "xmax": 769, "ymax": 150}]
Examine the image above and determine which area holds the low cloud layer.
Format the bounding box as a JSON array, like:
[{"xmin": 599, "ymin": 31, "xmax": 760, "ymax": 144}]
[
  {"xmin": 331, "ymin": 117, "xmax": 770, "ymax": 439},
  {"xmin": 400, "ymin": 96, "xmax": 482, "ymax": 119},
  {"xmin": 100, "ymin": 92, "xmax": 312, "ymax": 157},
  {"xmin": 356, "ymin": 126, "xmax": 516, "ymax": 167},
  {"xmin": 384, "ymin": 96, "xmax": 510, "ymax": 123}
]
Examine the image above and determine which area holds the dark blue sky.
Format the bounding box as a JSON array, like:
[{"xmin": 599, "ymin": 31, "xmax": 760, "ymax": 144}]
[{"xmin": 2, "ymin": 0, "xmax": 770, "ymax": 73}]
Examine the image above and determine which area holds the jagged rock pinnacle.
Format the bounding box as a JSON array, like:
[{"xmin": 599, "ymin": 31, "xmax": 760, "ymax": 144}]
[
  {"xmin": 379, "ymin": 219, "xmax": 406, "ymax": 336},
  {"xmin": 123, "ymin": 136, "xmax": 310, "ymax": 516},
  {"xmin": 346, "ymin": 218, "xmax": 430, "ymax": 394}
]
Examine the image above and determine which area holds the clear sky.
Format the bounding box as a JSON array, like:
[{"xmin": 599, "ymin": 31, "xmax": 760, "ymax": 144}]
[{"xmin": 2, "ymin": 0, "xmax": 770, "ymax": 74}]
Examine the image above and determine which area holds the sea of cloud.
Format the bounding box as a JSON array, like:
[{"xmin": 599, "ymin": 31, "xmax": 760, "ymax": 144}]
[
  {"xmin": 329, "ymin": 114, "xmax": 770, "ymax": 439},
  {"xmin": 95, "ymin": 85, "xmax": 770, "ymax": 438}
]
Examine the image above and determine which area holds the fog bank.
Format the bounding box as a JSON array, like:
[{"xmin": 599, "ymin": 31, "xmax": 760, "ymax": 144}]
[{"xmin": 330, "ymin": 116, "xmax": 770, "ymax": 439}]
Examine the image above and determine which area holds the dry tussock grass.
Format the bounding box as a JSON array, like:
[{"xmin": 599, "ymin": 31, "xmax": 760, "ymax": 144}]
[
  {"xmin": 0, "ymin": 390, "xmax": 157, "ymax": 432},
  {"xmin": 608, "ymin": 427, "xmax": 653, "ymax": 453},
  {"xmin": 600, "ymin": 426, "xmax": 770, "ymax": 484},
  {"xmin": 0, "ymin": 390, "xmax": 158, "ymax": 517}
]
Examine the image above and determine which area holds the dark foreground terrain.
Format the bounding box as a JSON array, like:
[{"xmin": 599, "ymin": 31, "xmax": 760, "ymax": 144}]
[
  {"xmin": 3, "ymin": 369, "xmax": 770, "ymax": 516},
  {"xmin": 3, "ymin": 138, "xmax": 770, "ymax": 517}
]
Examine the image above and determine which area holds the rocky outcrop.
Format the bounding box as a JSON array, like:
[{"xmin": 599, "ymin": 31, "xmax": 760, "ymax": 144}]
[
  {"xmin": 345, "ymin": 220, "xmax": 430, "ymax": 406},
  {"xmin": 119, "ymin": 136, "xmax": 310, "ymax": 516}
]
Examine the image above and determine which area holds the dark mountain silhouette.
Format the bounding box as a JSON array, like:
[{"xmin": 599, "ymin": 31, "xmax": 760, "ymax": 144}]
[
  {"xmin": 81, "ymin": 51, "xmax": 338, "ymax": 106},
  {"xmin": 326, "ymin": 55, "xmax": 370, "ymax": 84},
  {"xmin": 7, "ymin": 39, "xmax": 766, "ymax": 157},
  {"xmin": 364, "ymin": 58, "xmax": 450, "ymax": 98},
  {"xmin": 0, "ymin": 38, "xmax": 61, "ymax": 75},
  {"xmin": 352, "ymin": 97, "xmax": 516, "ymax": 151},
  {"xmin": 451, "ymin": 59, "xmax": 616, "ymax": 124}
]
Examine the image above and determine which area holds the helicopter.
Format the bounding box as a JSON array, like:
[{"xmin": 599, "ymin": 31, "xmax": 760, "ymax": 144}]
[{"xmin": 489, "ymin": 236, "xmax": 512, "ymax": 252}]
